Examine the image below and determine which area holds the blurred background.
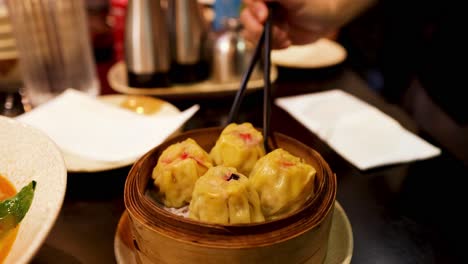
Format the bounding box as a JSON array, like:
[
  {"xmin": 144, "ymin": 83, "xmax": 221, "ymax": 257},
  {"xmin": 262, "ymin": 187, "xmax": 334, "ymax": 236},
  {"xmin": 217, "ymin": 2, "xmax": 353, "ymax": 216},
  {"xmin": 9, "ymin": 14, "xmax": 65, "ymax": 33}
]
[
  {"xmin": 1, "ymin": 0, "xmax": 466, "ymax": 166},
  {"xmin": 0, "ymin": 0, "xmax": 384, "ymax": 113},
  {"xmin": 0, "ymin": 0, "xmax": 378, "ymax": 110}
]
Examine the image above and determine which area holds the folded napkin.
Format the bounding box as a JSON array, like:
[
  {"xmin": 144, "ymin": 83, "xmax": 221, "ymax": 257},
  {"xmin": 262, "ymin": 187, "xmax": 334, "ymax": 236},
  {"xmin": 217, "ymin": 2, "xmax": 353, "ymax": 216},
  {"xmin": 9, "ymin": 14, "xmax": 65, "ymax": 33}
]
[
  {"xmin": 275, "ymin": 90, "xmax": 441, "ymax": 170},
  {"xmin": 16, "ymin": 89, "xmax": 199, "ymax": 163}
]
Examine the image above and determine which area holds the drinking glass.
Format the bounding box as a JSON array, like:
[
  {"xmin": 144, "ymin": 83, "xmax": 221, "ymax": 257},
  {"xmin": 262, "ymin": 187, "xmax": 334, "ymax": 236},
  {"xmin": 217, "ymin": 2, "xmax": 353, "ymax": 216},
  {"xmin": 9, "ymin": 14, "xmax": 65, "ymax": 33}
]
[
  {"xmin": 0, "ymin": 0, "xmax": 24, "ymax": 116},
  {"xmin": 5, "ymin": 0, "xmax": 100, "ymax": 107}
]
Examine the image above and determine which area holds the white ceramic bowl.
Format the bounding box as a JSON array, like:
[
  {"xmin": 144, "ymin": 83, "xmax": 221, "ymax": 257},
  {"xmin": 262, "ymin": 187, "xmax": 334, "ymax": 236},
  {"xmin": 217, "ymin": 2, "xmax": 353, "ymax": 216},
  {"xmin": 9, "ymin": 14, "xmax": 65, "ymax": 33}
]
[{"xmin": 0, "ymin": 116, "xmax": 67, "ymax": 264}]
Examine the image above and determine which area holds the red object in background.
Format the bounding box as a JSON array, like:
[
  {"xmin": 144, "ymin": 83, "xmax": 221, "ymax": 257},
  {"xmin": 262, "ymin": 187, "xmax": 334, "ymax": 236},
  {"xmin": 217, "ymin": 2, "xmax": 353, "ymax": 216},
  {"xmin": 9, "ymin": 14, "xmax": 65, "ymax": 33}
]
[{"xmin": 109, "ymin": 0, "xmax": 128, "ymax": 62}]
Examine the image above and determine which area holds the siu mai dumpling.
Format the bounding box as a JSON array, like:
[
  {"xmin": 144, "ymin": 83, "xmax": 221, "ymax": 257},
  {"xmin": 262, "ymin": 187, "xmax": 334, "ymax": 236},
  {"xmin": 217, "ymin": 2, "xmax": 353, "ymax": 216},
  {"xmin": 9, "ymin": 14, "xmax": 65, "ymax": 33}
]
[
  {"xmin": 249, "ymin": 148, "xmax": 316, "ymax": 219},
  {"xmin": 152, "ymin": 138, "xmax": 212, "ymax": 208},
  {"xmin": 189, "ymin": 166, "xmax": 265, "ymax": 224},
  {"xmin": 210, "ymin": 123, "xmax": 265, "ymax": 175}
]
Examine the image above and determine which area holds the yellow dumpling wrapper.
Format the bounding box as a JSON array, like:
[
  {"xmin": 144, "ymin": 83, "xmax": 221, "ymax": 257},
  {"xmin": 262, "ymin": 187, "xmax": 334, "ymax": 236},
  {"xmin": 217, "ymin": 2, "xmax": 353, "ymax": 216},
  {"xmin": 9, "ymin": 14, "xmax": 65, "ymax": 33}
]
[
  {"xmin": 189, "ymin": 166, "xmax": 265, "ymax": 224},
  {"xmin": 250, "ymin": 148, "xmax": 316, "ymax": 219},
  {"xmin": 210, "ymin": 123, "xmax": 265, "ymax": 175},
  {"xmin": 152, "ymin": 138, "xmax": 212, "ymax": 208}
]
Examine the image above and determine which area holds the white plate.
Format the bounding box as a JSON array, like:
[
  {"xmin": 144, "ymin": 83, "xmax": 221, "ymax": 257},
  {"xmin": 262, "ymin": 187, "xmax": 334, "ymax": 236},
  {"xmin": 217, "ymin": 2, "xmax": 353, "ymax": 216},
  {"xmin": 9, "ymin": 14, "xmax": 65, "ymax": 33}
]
[
  {"xmin": 63, "ymin": 94, "xmax": 181, "ymax": 173},
  {"xmin": 271, "ymin": 38, "xmax": 347, "ymax": 69},
  {"xmin": 0, "ymin": 115, "xmax": 67, "ymax": 264},
  {"xmin": 114, "ymin": 201, "xmax": 353, "ymax": 264},
  {"xmin": 107, "ymin": 61, "xmax": 278, "ymax": 99}
]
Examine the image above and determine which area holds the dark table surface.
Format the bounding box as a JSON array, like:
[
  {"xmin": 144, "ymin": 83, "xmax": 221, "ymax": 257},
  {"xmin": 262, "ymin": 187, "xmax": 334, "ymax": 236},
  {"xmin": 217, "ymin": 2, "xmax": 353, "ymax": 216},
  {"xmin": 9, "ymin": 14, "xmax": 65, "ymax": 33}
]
[{"xmin": 24, "ymin": 65, "xmax": 467, "ymax": 264}]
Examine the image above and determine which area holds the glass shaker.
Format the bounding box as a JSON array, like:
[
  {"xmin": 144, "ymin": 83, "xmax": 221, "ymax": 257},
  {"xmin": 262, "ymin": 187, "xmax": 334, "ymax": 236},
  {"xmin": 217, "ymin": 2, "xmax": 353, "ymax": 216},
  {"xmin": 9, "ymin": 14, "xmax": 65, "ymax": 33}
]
[{"xmin": 5, "ymin": 0, "xmax": 100, "ymax": 107}]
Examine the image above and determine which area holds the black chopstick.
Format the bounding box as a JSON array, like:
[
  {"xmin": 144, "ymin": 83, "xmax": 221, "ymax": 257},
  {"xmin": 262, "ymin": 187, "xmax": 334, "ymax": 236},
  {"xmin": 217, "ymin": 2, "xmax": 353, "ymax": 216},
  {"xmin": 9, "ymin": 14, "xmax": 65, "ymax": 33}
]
[
  {"xmin": 226, "ymin": 4, "xmax": 275, "ymax": 152},
  {"xmin": 262, "ymin": 4, "xmax": 273, "ymax": 152},
  {"xmin": 226, "ymin": 28, "xmax": 266, "ymax": 125}
]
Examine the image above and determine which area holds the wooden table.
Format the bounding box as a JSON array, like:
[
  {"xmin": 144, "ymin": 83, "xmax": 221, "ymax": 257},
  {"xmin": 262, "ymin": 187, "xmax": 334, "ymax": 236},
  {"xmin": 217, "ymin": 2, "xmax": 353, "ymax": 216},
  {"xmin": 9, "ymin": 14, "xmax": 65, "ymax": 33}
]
[{"xmin": 29, "ymin": 65, "xmax": 467, "ymax": 264}]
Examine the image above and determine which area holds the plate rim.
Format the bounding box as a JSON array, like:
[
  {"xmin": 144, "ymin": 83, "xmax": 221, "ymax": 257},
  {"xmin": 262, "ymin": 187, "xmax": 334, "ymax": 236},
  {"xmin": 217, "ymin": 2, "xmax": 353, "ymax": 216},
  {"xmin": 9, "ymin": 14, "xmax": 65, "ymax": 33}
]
[{"xmin": 271, "ymin": 38, "xmax": 347, "ymax": 69}]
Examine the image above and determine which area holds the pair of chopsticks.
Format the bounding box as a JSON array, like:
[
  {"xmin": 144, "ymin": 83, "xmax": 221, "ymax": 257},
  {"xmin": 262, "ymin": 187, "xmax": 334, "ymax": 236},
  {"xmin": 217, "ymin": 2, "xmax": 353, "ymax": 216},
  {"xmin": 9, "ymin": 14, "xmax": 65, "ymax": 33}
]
[{"xmin": 227, "ymin": 3, "xmax": 275, "ymax": 151}]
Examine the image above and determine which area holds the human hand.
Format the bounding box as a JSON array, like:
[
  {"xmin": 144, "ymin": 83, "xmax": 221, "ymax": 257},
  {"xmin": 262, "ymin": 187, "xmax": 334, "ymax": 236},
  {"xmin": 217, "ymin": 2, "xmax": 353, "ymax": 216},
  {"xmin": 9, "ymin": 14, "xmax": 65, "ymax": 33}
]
[
  {"xmin": 240, "ymin": 0, "xmax": 375, "ymax": 49},
  {"xmin": 240, "ymin": 0, "xmax": 322, "ymax": 49}
]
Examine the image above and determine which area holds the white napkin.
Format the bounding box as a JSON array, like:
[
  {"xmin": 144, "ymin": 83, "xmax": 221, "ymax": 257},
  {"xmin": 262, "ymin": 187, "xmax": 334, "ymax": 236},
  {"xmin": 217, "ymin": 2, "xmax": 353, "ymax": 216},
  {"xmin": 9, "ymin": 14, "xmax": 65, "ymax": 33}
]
[
  {"xmin": 16, "ymin": 89, "xmax": 199, "ymax": 163},
  {"xmin": 275, "ymin": 89, "xmax": 441, "ymax": 170}
]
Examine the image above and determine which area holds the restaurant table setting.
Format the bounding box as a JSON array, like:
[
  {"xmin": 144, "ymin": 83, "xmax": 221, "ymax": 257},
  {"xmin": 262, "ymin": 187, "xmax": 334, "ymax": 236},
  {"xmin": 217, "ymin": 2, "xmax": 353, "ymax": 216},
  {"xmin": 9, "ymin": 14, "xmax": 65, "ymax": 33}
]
[
  {"xmin": 1, "ymin": 0, "xmax": 467, "ymax": 264},
  {"xmin": 116, "ymin": 6, "xmax": 348, "ymax": 263},
  {"xmin": 4, "ymin": 60, "xmax": 467, "ymax": 263}
]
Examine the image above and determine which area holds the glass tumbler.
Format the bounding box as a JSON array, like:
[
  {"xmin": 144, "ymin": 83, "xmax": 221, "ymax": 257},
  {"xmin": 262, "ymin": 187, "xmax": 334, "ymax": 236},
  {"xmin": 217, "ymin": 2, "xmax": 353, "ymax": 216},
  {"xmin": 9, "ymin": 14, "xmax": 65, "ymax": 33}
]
[{"xmin": 5, "ymin": 0, "xmax": 100, "ymax": 107}]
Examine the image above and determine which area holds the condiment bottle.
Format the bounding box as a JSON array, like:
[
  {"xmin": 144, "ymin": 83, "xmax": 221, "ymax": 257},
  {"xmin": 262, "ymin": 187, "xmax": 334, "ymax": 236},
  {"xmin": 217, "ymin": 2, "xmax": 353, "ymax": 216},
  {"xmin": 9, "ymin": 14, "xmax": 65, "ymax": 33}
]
[
  {"xmin": 167, "ymin": 0, "xmax": 210, "ymax": 83},
  {"xmin": 125, "ymin": 0, "xmax": 170, "ymax": 87},
  {"xmin": 211, "ymin": 18, "xmax": 260, "ymax": 83}
]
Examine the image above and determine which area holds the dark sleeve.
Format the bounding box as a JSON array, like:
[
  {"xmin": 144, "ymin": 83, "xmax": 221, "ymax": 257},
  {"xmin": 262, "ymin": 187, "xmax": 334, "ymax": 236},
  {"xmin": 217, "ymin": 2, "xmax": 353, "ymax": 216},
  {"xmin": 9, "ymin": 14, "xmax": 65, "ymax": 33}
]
[{"xmin": 417, "ymin": 9, "xmax": 468, "ymax": 125}]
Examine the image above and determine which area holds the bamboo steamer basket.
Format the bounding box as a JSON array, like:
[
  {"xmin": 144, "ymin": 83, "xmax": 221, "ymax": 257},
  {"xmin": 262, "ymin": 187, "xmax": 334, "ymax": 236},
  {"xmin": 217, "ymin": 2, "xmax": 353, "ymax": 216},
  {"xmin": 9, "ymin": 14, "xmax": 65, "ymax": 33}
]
[{"xmin": 124, "ymin": 127, "xmax": 337, "ymax": 264}]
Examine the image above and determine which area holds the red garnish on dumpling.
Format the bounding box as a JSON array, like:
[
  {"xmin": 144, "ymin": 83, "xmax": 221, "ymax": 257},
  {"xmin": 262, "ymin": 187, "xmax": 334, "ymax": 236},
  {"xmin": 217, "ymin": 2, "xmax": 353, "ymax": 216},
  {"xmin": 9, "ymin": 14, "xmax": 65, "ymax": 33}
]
[
  {"xmin": 239, "ymin": 132, "xmax": 252, "ymax": 142},
  {"xmin": 281, "ymin": 161, "xmax": 295, "ymax": 167},
  {"xmin": 222, "ymin": 172, "xmax": 232, "ymax": 181},
  {"xmin": 222, "ymin": 172, "xmax": 240, "ymax": 181},
  {"xmin": 180, "ymin": 152, "xmax": 189, "ymax": 160}
]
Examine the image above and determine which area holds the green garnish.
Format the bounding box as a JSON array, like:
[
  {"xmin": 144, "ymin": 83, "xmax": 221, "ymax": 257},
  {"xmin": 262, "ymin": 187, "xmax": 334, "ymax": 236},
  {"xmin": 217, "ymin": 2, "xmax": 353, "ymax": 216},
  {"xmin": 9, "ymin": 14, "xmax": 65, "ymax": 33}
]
[{"xmin": 0, "ymin": 181, "xmax": 36, "ymax": 238}]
